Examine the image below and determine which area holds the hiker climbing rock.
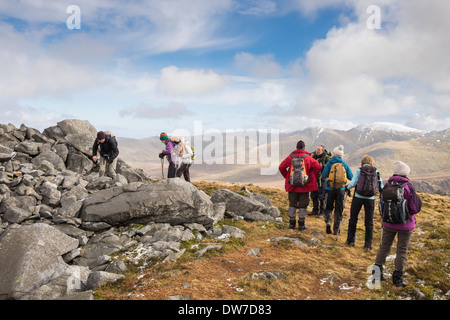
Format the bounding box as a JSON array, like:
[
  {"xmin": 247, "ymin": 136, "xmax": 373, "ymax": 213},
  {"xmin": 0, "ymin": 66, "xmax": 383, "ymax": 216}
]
[
  {"xmin": 92, "ymin": 131, "xmax": 119, "ymax": 178},
  {"xmin": 309, "ymin": 144, "xmax": 331, "ymax": 217},
  {"xmin": 174, "ymin": 137, "xmax": 194, "ymax": 182},
  {"xmin": 373, "ymin": 160, "xmax": 422, "ymax": 288},
  {"xmin": 321, "ymin": 145, "xmax": 353, "ymax": 235},
  {"xmin": 159, "ymin": 132, "xmax": 179, "ymax": 178},
  {"xmin": 345, "ymin": 155, "xmax": 383, "ymax": 250},
  {"xmin": 279, "ymin": 140, "xmax": 322, "ymax": 230}
]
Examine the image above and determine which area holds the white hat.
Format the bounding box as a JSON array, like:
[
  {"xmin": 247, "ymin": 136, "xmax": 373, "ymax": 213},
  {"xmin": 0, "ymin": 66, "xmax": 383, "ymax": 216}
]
[
  {"xmin": 392, "ymin": 161, "xmax": 410, "ymax": 176},
  {"xmin": 332, "ymin": 145, "xmax": 344, "ymax": 158}
]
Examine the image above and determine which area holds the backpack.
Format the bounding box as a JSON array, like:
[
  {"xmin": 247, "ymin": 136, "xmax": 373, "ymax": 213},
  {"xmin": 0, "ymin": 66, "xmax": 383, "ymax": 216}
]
[
  {"xmin": 356, "ymin": 166, "xmax": 378, "ymax": 197},
  {"xmin": 289, "ymin": 154, "xmax": 309, "ymax": 186},
  {"xmin": 104, "ymin": 131, "xmax": 118, "ymax": 148},
  {"xmin": 97, "ymin": 131, "xmax": 118, "ymax": 148},
  {"xmin": 379, "ymin": 181, "xmax": 410, "ymax": 224},
  {"xmin": 328, "ymin": 162, "xmax": 347, "ymax": 189}
]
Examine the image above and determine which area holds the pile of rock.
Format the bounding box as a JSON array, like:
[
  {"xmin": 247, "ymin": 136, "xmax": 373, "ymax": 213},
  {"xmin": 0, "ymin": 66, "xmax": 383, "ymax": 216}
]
[{"xmin": 0, "ymin": 120, "xmax": 281, "ymax": 300}]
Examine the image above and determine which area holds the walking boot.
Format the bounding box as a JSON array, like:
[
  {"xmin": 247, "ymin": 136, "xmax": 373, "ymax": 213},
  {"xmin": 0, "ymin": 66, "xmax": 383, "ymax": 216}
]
[
  {"xmin": 326, "ymin": 222, "xmax": 332, "ymax": 234},
  {"xmin": 289, "ymin": 219, "xmax": 296, "ymax": 230},
  {"xmin": 393, "ymin": 270, "xmax": 408, "ymax": 288},
  {"xmin": 298, "ymin": 219, "xmax": 306, "ymax": 230}
]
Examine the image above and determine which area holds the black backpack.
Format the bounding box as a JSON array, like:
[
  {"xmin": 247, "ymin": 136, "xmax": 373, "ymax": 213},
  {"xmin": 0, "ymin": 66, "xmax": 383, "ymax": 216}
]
[
  {"xmin": 379, "ymin": 181, "xmax": 410, "ymax": 224},
  {"xmin": 105, "ymin": 133, "xmax": 118, "ymax": 148},
  {"xmin": 356, "ymin": 166, "xmax": 378, "ymax": 197}
]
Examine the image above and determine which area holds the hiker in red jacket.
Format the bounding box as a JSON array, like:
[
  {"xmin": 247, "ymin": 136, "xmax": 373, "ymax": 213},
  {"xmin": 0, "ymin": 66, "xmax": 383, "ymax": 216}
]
[{"xmin": 279, "ymin": 140, "xmax": 322, "ymax": 230}]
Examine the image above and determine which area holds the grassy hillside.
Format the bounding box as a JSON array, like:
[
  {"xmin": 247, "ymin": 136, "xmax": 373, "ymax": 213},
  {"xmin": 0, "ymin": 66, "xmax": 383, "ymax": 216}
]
[{"xmin": 95, "ymin": 181, "xmax": 449, "ymax": 300}]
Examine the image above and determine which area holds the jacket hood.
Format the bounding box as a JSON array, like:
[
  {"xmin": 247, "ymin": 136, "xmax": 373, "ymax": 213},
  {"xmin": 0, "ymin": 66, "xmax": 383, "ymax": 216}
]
[
  {"xmin": 291, "ymin": 149, "xmax": 311, "ymax": 157},
  {"xmin": 388, "ymin": 175, "xmax": 410, "ymax": 183},
  {"xmin": 329, "ymin": 156, "xmax": 344, "ymax": 164}
]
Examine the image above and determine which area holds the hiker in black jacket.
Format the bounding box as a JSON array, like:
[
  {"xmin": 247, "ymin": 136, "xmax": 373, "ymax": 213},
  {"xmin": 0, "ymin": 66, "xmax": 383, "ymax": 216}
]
[{"xmin": 92, "ymin": 131, "xmax": 119, "ymax": 178}]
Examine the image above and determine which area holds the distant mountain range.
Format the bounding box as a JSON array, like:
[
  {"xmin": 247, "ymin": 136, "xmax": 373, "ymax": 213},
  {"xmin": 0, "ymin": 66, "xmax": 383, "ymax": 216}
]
[{"xmin": 118, "ymin": 122, "xmax": 450, "ymax": 195}]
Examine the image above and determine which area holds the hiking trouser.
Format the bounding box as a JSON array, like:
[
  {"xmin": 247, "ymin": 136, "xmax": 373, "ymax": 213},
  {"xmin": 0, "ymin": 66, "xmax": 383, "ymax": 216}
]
[
  {"xmin": 310, "ymin": 186, "xmax": 326, "ymax": 214},
  {"xmin": 176, "ymin": 163, "xmax": 191, "ymax": 182},
  {"xmin": 288, "ymin": 192, "xmax": 309, "ymax": 222},
  {"xmin": 288, "ymin": 192, "xmax": 309, "ymax": 209},
  {"xmin": 347, "ymin": 196, "xmax": 375, "ymax": 248},
  {"xmin": 99, "ymin": 156, "xmax": 117, "ymax": 178},
  {"xmin": 375, "ymin": 226, "xmax": 413, "ymax": 272},
  {"xmin": 324, "ymin": 189, "xmax": 345, "ymax": 234},
  {"xmin": 167, "ymin": 162, "xmax": 177, "ymax": 178}
]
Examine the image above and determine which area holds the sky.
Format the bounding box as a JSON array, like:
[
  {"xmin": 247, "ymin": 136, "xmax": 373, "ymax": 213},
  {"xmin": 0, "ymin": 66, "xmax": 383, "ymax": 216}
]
[{"xmin": 0, "ymin": 0, "xmax": 449, "ymax": 138}]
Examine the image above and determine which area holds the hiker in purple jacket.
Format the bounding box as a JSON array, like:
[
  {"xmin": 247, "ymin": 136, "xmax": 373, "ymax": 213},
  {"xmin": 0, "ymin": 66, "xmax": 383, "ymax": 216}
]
[
  {"xmin": 159, "ymin": 132, "xmax": 177, "ymax": 178},
  {"xmin": 372, "ymin": 161, "xmax": 422, "ymax": 288}
]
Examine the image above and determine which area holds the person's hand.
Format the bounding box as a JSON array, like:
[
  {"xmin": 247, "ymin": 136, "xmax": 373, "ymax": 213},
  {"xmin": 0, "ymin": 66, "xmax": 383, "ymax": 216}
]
[
  {"xmin": 159, "ymin": 153, "xmax": 165, "ymax": 159},
  {"xmin": 92, "ymin": 156, "xmax": 97, "ymax": 162}
]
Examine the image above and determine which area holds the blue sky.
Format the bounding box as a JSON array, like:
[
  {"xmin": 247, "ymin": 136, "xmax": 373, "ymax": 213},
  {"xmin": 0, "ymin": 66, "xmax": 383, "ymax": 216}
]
[{"xmin": 1, "ymin": 0, "xmax": 449, "ymax": 138}]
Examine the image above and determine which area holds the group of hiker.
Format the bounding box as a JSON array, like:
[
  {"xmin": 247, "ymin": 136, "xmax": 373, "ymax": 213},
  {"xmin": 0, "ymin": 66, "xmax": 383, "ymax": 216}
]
[
  {"xmin": 279, "ymin": 140, "xmax": 423, "ymax": 288},
  {"xmin": 90, "ymin": 130, "xmax": 194, "ymax": 183},
  {"xmin": 91, "ymin": 130, "xmax": 423, "ymax": 288}
]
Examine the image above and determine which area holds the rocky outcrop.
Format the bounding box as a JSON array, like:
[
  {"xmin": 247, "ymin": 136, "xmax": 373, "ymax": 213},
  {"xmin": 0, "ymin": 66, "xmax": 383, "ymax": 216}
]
[
  {"xmin": 0, "ymin": 120, "xmax": 281, "ymax": 300},
  {"xmin": 80, "ymin": 179, "xmax": 218, "ymax": 231},
  {"xmin": 210, "ymin": 186, "xmax": 281, "ymax": 222}
]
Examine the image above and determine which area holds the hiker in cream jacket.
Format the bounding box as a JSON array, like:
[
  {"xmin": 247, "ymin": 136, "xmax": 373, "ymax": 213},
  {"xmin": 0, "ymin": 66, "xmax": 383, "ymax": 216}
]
[{"xmin": 175, "ymin": 138, "xmax": 194, "ymax": 182}]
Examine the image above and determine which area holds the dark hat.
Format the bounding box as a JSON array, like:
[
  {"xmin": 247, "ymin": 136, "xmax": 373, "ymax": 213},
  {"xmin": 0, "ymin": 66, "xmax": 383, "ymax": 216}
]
[
  {"xmin": 97, "ymin": 131, "xmax": 106, "ymax": 140},
  {"xmin": 296, "ymin": 140, "xmax": 305, "ymax": 150}
]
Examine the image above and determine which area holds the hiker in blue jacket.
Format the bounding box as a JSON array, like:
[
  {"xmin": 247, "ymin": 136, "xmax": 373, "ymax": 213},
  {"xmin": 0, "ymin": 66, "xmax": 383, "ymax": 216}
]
[
  {"xmin": 345, "ymin": 155, "xmax": 383, "ymax": 250},
  {"xmin": 321, "ymin": 145, "xmax": 353, "ymax": 235}
]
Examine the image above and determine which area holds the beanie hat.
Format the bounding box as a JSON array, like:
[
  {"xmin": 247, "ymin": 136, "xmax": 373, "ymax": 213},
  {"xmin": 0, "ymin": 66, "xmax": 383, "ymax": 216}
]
[
  {"xmin": 160, "ymin": 132, "xmax": 169, "ymax": 141},
  {"xmin": 332, "ymin": 145, "xmax": 344, "ymax": 158},
  {"xmin": 97, "ymin": 131, "xmax": 105, "ymax": 140},
  {"xmin": 296, "ymin": 140, "xmax": 305, "ymax": 150},
  {"xmin": 392, "ymin": 161, "xmax": 410, "ymax": 176}
]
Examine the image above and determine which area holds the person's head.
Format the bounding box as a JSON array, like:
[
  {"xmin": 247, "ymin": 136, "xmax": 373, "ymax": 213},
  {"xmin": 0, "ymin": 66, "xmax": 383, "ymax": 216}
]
[
  {"xmin": 315, "ymin": 144, "xmax": 325, "ymax": 156},
  {"xmin": 361, "ymin": 155, "xmax": 374, "ymax": 166},
  {"xmin": 160, "ymin": 132, "xmax": 169, "ymax": 143},
  {"xmin": 392, "ymin": 160, "xmax": 410, "ymax": 177},
  {"xmin": 296, "ymin": 140, "xmax": 305, "ymax": 150},
  {"xmin": 332, "ymin": 145, "xmax": 344, "ymax": 158},
  {"xmin": 97, "ymin": 131, "xmax": 106, "ymax": 143}
]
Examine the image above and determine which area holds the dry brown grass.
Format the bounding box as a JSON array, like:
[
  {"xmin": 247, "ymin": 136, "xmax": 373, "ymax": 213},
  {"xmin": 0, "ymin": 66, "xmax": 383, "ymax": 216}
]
[{"xmin": 95, "ymin": 180, "xmax": 450, "ymax": 301}]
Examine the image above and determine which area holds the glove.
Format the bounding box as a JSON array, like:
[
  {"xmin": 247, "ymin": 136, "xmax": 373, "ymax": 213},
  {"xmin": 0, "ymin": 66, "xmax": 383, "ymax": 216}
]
[
  {"xmin": 345, "ymin": 187, "xmax": 351, "ymax": 197},
  {"xmin": 159, "ymin": 153, "xmax": 165, "ymax": 159}
]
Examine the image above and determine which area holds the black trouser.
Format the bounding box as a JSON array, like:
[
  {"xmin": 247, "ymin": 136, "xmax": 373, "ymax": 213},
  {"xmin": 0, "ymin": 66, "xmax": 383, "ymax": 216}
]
[
  {"xmin": 310, "ymin": 186, "xmax": 326, "ymax": 213},
  {"xmin": 176, "ymin": 163, "xmax": 191, "ymax": 182},
  {"xmin": 347, "ymin": 196, "xmax": 375, "ymax": 248},
  {"xmin": 167, "ymin": 162, "xmax": 177, "ymax": 178},
  {"xmin": 324, "ymin": 189, "xmax": 345, "ymax": 234}
]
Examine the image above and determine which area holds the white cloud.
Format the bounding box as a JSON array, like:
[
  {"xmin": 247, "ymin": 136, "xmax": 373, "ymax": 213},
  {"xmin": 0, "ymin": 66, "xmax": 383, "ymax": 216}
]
[
  {"xmin": 234, "ymin": 52, "xmax": 281, "ymax": 78},
  {"xmin": 282, "ymin": 0, "xmax": 450, "ymax": 130},
  {"xmin": 236, "ymin": 0, "xmax": 277, "ymax": 16},
  {"xmin": 119, "ymin": 102, "xmax": 191, "ymax": 119},
  {"xmin": 406, "ymin": 114, "xmax": 450, "ymax": 132},
  {"xmin": 157, "ymin": 66, "xmax": 228, "ymax": 96}
]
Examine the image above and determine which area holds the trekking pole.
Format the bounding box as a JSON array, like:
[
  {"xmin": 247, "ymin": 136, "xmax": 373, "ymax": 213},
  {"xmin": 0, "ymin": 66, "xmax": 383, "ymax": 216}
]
[{"xmin": 161, "ymin": 158, "xmax": 165, "ymax": 179}]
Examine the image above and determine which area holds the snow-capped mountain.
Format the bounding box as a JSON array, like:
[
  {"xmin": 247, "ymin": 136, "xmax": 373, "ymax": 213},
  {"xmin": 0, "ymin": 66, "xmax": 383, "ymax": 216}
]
[{"xmin": 352, "ymin": 122, "xmax": 428, "ymax": 134}]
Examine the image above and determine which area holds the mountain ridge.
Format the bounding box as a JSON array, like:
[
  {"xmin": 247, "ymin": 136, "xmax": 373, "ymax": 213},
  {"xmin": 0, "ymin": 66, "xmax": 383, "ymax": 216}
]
[{"xmin": 117, "ymin": 123, "xmax": 449, "ymax": 195}]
